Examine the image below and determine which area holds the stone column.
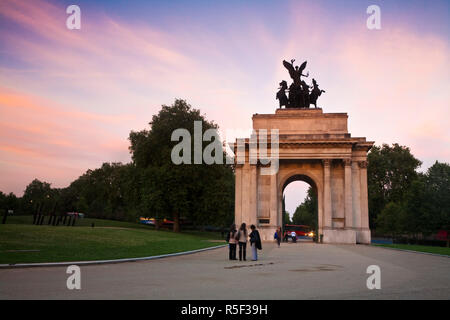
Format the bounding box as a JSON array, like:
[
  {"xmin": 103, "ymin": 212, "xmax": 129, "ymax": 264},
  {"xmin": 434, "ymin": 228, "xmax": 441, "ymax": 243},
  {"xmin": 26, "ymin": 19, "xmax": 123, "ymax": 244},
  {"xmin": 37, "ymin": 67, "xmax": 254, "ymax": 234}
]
[
  {"xmin": 269, "ymin": 171, "xmax": 277, "ymax": 226},
  {"xmin": 241, "ymin": 163, "xmax": 251, "ymax": 226},
  {"xmin": 249, "ymin": 164, "xmax": 258, "ymax": 227},
  {"xmin": 234, "ymin": 165, "xmax": 243, "ymax": 226},
  {"xmin": 351, "ymin": 161, "xmax": 361, "ymax": 229},
  {"xmin": 344, "ymin": 159, "xmax": 353, "ymax": 229},
  {"xmin": 359, "ymin": 161, "xmax": 370, "ymax": 239},
  {"xmin": 323, "ymin": 159, "xmax": 332, "ymax": 228}
]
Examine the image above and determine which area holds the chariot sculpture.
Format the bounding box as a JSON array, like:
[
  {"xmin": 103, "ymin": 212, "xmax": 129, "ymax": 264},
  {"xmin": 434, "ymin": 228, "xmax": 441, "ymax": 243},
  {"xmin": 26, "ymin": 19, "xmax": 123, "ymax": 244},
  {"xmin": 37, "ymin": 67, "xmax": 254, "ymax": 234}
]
[{"xmin": 276, "ymin": 59, "xmax": 325, "ymax": 109}]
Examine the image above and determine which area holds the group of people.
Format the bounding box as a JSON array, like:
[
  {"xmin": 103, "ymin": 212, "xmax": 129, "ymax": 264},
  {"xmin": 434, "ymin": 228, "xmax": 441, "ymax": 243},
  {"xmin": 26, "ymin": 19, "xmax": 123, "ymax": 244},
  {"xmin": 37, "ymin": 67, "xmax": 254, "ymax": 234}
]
[{"xmin": 226, "ymin": 223, "xmax": 262, "ymax": 261}]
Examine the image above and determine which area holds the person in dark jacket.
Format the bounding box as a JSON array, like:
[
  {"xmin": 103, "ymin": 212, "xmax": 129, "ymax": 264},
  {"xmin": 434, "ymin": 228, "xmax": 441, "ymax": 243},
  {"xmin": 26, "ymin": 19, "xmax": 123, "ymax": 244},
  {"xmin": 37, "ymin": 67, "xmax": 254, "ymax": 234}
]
[
  {"xmin": 249, "ymin": 225, "xmax": 262, "ymax": 261},
  {"xmin": 226, "ymin": 224, "xmax": 238, "ymax": 260},
  {"xmin": 274, "ymin": 227, "xmax": 282, "ymax": 247}
]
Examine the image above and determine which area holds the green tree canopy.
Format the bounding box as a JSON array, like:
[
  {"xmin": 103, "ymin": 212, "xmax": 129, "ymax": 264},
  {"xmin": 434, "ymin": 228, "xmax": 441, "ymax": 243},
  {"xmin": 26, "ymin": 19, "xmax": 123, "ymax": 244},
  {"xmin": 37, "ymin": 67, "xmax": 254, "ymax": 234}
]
[
  {"xmin": 128, "ymin": 99, "xmax": 234, "ymax": 231},
  {"xmin": 424, "ymin": 161, "xmax": 450, "ymax": 231},
  {"xmin": 368, "ymin": 143, "xmax": 422, "ymax": 228},
  {"xmin": 375, "ymin": 201, "xmax": 405, "ymax": 237},
  {"xmin": 292, "ymin": 187, "xmax": 318, "ymax": 230},
  {"xmin": 22, "ymin": 179, "xmax": 55, "ymax": 215}
]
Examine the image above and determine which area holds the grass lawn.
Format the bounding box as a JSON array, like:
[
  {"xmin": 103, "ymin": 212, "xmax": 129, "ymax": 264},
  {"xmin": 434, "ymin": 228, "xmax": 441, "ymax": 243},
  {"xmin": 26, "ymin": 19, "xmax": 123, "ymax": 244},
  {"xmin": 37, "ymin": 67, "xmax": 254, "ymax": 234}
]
[
  {"xmin": 373, "ymin": 244, "xmax": 450, "ymax": 256},
  {"xmin": 0, "ymin": 217, "xmax": 225, "ymax": 264}
]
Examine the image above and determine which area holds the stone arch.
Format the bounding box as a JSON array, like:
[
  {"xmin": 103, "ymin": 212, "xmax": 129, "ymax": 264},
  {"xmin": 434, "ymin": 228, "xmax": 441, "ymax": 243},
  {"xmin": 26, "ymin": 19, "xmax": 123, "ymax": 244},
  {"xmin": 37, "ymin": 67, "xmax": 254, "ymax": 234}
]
[
  {"xmin": 233, "ymin": 108, "xmax": 373, "ymax": 244},
  {"xmin": 278, "ymin": 168, "xmax": 324, "ymax": 238}
]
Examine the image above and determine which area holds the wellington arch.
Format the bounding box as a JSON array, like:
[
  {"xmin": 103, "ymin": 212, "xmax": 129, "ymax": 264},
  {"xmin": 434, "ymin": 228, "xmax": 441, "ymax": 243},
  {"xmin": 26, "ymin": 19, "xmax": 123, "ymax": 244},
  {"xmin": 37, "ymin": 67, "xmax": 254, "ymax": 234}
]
[{"xmin": 233, "ymin": 108, "xmax": 374, "ymax": 244}]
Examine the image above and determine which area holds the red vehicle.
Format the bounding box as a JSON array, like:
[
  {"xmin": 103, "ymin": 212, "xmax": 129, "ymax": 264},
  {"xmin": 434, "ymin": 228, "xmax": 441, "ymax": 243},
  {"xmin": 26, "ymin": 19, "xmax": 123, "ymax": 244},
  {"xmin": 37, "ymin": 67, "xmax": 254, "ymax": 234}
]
[{"xmin": 283, "ymin": 224, "xmax": 314, "ymax": 240}]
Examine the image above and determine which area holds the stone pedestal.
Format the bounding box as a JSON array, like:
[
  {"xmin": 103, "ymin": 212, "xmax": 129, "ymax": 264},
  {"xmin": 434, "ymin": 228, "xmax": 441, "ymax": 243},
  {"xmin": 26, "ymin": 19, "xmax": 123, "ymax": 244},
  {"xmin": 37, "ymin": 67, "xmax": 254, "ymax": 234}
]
[
  {"xmin": 258, "ymin": 226, "xmax": 277, "ymax": 242},
  {"xmin": 356, "ymin": 229, "xmax": 371, "ymax": 244},
  {"xmin": 323, "ymin": 229, "xmax": 356, "ymax": 244}
]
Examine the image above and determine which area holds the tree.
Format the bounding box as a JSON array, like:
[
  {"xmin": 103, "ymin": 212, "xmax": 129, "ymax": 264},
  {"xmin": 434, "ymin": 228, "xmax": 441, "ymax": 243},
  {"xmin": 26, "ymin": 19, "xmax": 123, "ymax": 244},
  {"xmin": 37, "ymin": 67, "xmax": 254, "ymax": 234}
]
[
  {"xmin": 282, "ymin": 195, "xmax": 291, "ymax": 226},
  {"xmin": 425, "ymin": 161, "xmax": 450, "ymax": 232},
  {"xmin": 402, "ymin": 176, "xmax": 430, "ymax": 237},
  {"xmin": 368, "ymin": 143, "xmax": 422, "ymax": 228},
  {"xmin": 0, "ymin": 192, "xmax": 18, "ymax": 217},
  {"xmin": 373, "ymin": 161, "xmax": 449, "ymax": 238},
  {"xmin": 128, "ymin": 99, "xmax": 234, "ymax": 232},
  {"xmin": 284, "ymin": 212, "xmax": 291, "ymax": 225},
  {"xmin": 22, "ymin": 179, "xmax": 54, "ymax": 215},
  {"xmin": 64, "ymin": 162, "xmax": 143, "ymax": 221},
  {"xmin": 376, "ymin": 201, "xmax": 405, "ymax": 238},
  {"xmin": 292, "ymin": 187, "xmax": 318, "ymax": 230}
]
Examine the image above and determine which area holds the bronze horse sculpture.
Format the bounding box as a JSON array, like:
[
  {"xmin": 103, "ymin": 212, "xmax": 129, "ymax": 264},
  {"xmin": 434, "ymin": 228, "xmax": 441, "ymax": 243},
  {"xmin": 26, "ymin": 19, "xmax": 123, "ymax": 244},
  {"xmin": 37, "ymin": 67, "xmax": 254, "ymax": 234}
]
[{"xmin": 276, "ymin": 59, "xmax": 325, "ymax": 109}]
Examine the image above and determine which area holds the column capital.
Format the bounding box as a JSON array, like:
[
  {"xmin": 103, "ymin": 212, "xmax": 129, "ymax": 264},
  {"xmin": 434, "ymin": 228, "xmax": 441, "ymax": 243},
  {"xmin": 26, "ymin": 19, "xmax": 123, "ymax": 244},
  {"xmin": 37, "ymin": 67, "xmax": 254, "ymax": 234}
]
[
  {"xmin": 322, "ymin": 159, "xmax": 332, "ymax": 167},
  {"xmin": 343, "ymin": 158, "xmax": 352, "ymax": 166},
  {"xmin": 358, "ymin": 160, "xmax": 368, "ymax": 169}
]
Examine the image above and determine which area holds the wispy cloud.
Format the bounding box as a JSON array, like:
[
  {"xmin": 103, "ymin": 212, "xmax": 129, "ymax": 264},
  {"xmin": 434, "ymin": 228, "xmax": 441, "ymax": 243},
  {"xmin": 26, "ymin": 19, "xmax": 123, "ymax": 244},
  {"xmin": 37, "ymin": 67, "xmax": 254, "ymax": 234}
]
[{"xmin": 0, "ymin": 0, "xmax": 448, "ymax": 195}]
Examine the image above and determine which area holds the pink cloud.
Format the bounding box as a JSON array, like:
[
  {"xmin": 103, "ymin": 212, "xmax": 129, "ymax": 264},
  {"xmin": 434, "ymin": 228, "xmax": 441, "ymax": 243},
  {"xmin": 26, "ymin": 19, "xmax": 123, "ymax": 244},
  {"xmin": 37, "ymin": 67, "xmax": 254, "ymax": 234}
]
[
  {"xmin": 0, "ymin": 87, "xmax": 132, "ymax": 194},
  {"xmin": 0, "ymin": 0, "xmax": 448, "ymax": 198}
]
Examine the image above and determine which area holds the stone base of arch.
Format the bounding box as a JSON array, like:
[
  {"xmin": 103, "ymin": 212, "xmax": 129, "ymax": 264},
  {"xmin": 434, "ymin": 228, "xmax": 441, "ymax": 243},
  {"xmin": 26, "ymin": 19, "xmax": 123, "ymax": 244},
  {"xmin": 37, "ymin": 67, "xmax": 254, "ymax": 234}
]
[
  {"xmin": 323, "ymin": 229, "xmax": 356, "ymax": 244},
  {"xmin": 233, "ymin": 108, "xmax": 374, "ymax": 245}
]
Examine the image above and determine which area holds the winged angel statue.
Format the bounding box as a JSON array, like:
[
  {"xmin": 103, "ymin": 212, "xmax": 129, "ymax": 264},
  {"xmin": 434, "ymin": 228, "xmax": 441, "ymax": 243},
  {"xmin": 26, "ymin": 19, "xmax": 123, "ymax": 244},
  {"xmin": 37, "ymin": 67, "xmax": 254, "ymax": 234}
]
[{"xmin": 276, "ymin": 59, "xmax": 325, "ymax": 109}]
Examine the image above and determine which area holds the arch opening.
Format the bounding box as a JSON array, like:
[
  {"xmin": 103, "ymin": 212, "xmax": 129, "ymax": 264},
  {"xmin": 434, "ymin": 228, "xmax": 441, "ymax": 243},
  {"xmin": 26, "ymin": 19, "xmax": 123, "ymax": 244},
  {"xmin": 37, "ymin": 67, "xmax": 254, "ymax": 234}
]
[{"xmin": 282, "ymin": 174, "xmax": 318, "ymax": 243}]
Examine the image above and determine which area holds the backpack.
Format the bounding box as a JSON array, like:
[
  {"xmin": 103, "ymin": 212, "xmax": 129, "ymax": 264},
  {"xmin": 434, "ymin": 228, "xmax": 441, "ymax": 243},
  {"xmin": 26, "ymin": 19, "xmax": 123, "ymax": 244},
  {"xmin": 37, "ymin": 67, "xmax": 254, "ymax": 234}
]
[{"xmin": 274, "ymin": 231, "xmax": 278, "ymax": 240}]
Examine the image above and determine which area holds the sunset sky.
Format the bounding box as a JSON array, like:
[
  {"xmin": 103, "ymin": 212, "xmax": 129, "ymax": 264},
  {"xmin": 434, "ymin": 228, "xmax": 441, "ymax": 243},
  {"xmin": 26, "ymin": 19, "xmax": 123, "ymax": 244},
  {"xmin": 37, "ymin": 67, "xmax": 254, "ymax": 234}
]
[{"xmin": 0, "ymin": 0, "xmax": 449, "ymax": 214}]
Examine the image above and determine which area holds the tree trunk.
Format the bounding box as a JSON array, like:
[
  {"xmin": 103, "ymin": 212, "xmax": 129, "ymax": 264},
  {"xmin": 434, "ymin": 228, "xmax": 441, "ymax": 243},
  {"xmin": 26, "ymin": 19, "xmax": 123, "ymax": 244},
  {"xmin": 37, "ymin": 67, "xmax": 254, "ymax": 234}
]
[
  {"xmin": 2, "ymin": 210, "xmax": 7, "ymax": 224},
  {"xmin": 173, "ymin": 212, "xmax": 180, "ymax": 233},
  {"xmin": 155, "ymin": 219, "xmax": 161, "ymax": 231}
]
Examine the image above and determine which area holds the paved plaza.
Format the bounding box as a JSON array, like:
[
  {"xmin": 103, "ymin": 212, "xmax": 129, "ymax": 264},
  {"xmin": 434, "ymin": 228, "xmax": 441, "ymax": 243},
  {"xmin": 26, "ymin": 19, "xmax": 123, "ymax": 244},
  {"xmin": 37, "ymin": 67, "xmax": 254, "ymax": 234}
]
[{"xmin": 1, "ymin": 242, "xmax": 449, "ymax": 299}]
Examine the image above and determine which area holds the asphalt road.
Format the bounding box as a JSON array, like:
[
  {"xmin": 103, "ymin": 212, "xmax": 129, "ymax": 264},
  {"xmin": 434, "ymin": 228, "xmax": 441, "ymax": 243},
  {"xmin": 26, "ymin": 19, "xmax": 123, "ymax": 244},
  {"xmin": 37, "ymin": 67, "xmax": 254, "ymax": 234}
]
[{"xmin": 1, "ymin": 242, "xmax": 449, "ymax": 299}]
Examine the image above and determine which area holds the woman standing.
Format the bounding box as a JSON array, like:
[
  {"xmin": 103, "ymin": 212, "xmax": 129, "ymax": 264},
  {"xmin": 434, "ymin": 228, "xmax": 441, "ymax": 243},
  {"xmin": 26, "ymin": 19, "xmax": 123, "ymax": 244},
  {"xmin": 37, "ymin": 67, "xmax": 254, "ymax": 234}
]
[
  {"xmin": 236, "ymin": 223, "xmax": 248, "ymax": 261},
  {"xmin": 226, "ymin": 224, "xmax": 237, "ymax": 260},
  {"xmin": 249, "ymin": 225, "xmax": 262, "ymax": 261}
]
